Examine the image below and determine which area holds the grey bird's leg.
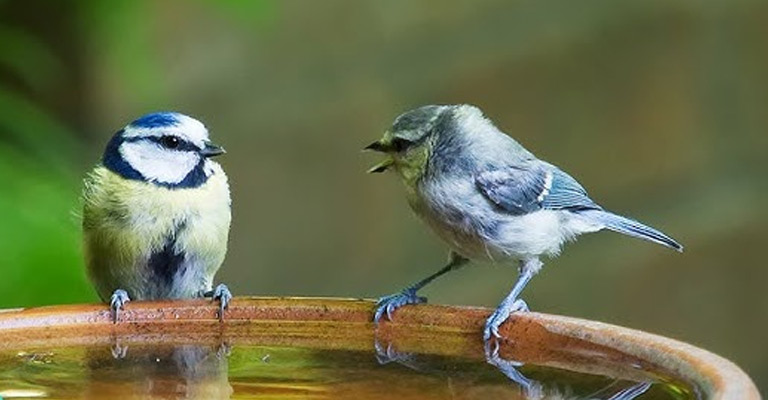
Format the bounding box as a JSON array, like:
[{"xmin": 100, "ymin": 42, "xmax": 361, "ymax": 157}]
[
  {"xmin": 484, "ymin": 258, "xmax": 541, "ymax": 340},
  {"xmin": 110, "ymin": 289, "xmax": 130, "ymax": 324},
  {"xmin": 203, "ymin": 283, "xmax": 232, "ymax": 322},
  {"xmin": 374, "ymin": 251, "xmax": 469, "ymax": 323}
]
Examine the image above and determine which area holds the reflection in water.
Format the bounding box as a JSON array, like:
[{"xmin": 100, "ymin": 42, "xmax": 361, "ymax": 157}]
[
  {"xmin": 605, "ymin": 382, "xmax": 653, "ymax": 400},
  {"xmin": 483, "ymin": 340, "xmax": 543, "ymax": 398},
  {"xmin": 0, "ymin": 340, "xmax": 688, "ymax": 399},
  {"xmin": 84, "ymin": 341, "xmax": 233, "ymax": 399},
  {"xmin": 374, "ymin": 337, "xmax": 652, "ymax": 400},
  {"xmin": 483, "ymin": 340, "xmax": 652, "ymax": 400}
]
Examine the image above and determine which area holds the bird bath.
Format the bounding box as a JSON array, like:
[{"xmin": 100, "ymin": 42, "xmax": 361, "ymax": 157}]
[{"xmin": 0, "ymin": 297, "xmax": 758, "ymax": 399}]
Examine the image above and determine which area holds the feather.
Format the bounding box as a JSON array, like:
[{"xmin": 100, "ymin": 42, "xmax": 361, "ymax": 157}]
[
  {"xmin": 475, "ymin": 163, "xmax": 599, "ymax": 215},
  {"xmin": 577, "ymin": 209, "xmax": 683, "ymax": 251}
]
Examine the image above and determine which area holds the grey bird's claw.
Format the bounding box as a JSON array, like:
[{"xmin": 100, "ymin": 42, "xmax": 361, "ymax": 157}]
[
  {"xmin": 212, "ymin": 284, "xmax": 232, "ymax": 322},
  {"xmin": 109, "ymin": 289, "xmax": 130, "ymax": 324},
  {"xmin": 483, "ymin": 298, "xmax": 529, "ymax": 341},
  {"xmin": 373, "ymin": 339, "xmax": 415, "ymax": 365},
  {"xmin": 373, "ymin": 288, "xmax": 427, "ymax": 323}
]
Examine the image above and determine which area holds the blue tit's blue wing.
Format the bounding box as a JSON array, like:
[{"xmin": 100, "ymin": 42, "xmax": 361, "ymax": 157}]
[{"xmin": 475, "ymin": 163, "xmax": 600, "ymax": 215}]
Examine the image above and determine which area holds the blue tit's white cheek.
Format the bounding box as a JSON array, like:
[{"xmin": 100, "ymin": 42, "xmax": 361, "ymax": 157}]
[{"xmin": 119, "ymin": 141, "xmax": 201, "ymax": 184}]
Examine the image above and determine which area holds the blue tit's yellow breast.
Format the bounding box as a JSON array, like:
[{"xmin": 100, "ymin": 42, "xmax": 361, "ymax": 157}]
[{"xmin": 82, "ymin": 164, "xmax": 231, "ymax": 300}]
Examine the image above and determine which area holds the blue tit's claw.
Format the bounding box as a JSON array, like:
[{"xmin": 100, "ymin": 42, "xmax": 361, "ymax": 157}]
[
  {"xmin": 483, "ymin": 298, "xmax": 529, "ymax": 341},
  {"xmin": 216, "ymin": 342, "xmax": 232, "ymax": 359},
  {"xmin": 109, "ymin": 289, "xmax": 130, "ymax": 324},
  {"xmin": 373, "ymin": 288, "xmax": 427, "ymax": 323},
  {"xmin": 212, "ymin": 283, "xmax": 232, "ymax": 322}
]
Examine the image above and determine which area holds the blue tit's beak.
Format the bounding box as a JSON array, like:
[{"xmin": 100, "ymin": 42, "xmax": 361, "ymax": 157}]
[{"xmin": 200, "ymin": 141, "xmax": 226, "ymax": 158}]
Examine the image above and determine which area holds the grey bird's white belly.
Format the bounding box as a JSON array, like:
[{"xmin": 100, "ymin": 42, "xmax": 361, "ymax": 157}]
[{"xmin": 408, "ymin": 177, "xmax": 602, "ymax": 262}]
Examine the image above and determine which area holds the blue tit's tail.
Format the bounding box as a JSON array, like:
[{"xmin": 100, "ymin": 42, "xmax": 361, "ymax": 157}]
[{"xmin": 576, "ymin": 209, "xmax": 683, "ymax": 252}]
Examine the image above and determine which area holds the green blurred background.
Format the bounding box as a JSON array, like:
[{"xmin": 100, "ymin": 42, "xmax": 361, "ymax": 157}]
[{"xmin": 1, "ymin": 0, "xmax": 766, "ymax": 392}]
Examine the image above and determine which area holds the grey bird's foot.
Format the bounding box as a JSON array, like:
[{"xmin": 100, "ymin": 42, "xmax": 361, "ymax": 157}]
[
  {"xmin": 204, "ymin": 284, "xmax": 232, "ymax": 322},
  {"xmin": 373, "ymin": 288, "xmax": 427, "ymax": 323},
  {"xmin": 484, "ymin": 298, "xmax": 529, "ymax": 340},
  {"xmin": 373, "ymin": 339, "xmax": 415, "ymax": 365},
  {"xmin": 109, "ymin": 289, "xmax": 130, "ymax": 324}
]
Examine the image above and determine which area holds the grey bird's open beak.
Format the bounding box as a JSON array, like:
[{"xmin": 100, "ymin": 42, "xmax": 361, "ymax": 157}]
[
  {"xmin": 364, "ymin": 140, "xmax": 394, "ymax": 173},
  {"xmin": 364, "ymin": 140, "xmax": 387, "ymax": 152},
  {"xmin": 367, "ymin": 159, "xmax": 393, "ymax": 173},
  {"xmin": 200, "ymin": 141, "xmax": 226, "ymax": 158}
]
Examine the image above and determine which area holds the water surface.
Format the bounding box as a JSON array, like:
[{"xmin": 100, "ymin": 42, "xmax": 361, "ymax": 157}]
[{"xmin": 0, "ymin": 342, "xmax": 695, "ymax": 399}]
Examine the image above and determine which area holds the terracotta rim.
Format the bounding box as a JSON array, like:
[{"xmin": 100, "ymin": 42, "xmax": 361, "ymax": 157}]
[{"xmin": 0, "ymin": 297, "xmax": 759, "ymax": 400}]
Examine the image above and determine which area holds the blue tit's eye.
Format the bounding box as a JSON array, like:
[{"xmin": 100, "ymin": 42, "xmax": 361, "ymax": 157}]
[
  {"xmin": 391, "ymin": 137, "xmax": 412, "ymax": 152},
  {"xmin": 160, "ymin": 135, "xmax": 180, "ymax": 149}
]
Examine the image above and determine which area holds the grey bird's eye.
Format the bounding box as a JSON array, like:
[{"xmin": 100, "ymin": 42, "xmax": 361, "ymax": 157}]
[
  {"xmin": 391, "ymin": 137, "xmax": 412, "ymax": 152},
  {"xmin": 160, "ymin": 135, "xmax": 180, "ymax": 149}
]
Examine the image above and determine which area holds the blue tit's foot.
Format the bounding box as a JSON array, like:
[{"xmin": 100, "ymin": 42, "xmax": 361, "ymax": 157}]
[
  {"xmin": 204, "ymin": 284, "xmax": 232, "ymax": 322},
  {"xmin": 484, "ymin": 340, "xmax": 542, "ymax": 399},
  {"xmin": 373, "ymin": 287, "xmax": 427, "ymax": 323},
  {"xmin": 216, "ymin": 342, "xmax": 232, "ymax": 360},
  {"xmin": 109, "ymin": 289, "xmax": 130, "ymax": 324},
  {"xmin": 483, "ymin": 298, "xmax": 529, "ymax": 341},
  {"xmin": 373, "ymin": 338, "xmax": 415, "ymax": 365}
]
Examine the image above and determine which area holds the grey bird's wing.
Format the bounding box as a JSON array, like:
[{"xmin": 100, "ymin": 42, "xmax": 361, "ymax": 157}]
[{"xmin": 475, "ymin": 162, "xmax": 600, "ymax": 215}]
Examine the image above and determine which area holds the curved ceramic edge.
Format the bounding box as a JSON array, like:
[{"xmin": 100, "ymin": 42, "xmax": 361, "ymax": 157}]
[
  {"xmin": 529, "ymin": 314, "xmax": 761, "ymax": 400},
  {"xmin": 0, "ymin": 297, "xmax": 759, "ymax": 400}
]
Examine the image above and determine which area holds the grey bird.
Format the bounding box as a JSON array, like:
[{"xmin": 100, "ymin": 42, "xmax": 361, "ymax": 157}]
[{"xmin": 365, "ymin": 104, "xmax": 682, "ymax": 340}]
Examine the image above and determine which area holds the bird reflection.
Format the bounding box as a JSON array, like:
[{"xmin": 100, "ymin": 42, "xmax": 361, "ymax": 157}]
[
  {"xmin": 373, "ymin": 336, "xmax": 652, "ymax": 400},
  {"xmin": 84, "ymin": 341, "xmax": 233, "ymax": 399},
  {"xmin": 484, "ymin": 340, "xmax": 652, "ymax": 400}
]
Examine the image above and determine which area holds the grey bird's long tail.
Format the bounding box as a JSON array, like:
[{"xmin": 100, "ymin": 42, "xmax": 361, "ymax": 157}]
[{"xmin": 577, "ymin": 209, "xmax": 683, "ymax": 252}]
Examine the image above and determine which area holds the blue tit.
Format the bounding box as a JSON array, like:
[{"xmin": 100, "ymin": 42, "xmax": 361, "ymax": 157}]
[
  {"xmin": 365, "ymin": 104, "xmax": 682, "ymax": 340},
  {"xmin": 82, "ymin": 112, "xmax": 232, "ymax": 322}
]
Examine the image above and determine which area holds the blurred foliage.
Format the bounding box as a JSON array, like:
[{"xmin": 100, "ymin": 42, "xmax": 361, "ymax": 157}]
[
  {"xmin": 1, "ymin": 0, "xmax": 767, "ymax": 393},
  {"xmin": 0, "ymin": 8, "xmax": 89, "ymax": 304}
]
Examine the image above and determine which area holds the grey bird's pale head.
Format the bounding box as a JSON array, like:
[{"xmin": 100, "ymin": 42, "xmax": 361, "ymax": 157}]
[
  {"xmin": 103, "ymin": 112, "xmax": 225, "ymax": 189},
  {"xmin": 365, "ymin": 104, "xmax": 494, "ymax": 180},
  {"xmin": 364, "ymin": 105, "xmax": 450, "ymax": 175}
]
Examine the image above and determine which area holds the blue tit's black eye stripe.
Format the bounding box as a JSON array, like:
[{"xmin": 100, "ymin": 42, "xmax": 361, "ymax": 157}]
[
  {"xmin": 103, "ymin": 129, "xmax": 144, "ymax": 181},
  {"xmin": 143, "ymin": 136, "xmax": 200, "ymax": 152}
]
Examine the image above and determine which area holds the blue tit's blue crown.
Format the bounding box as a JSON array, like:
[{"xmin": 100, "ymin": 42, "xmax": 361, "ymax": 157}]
[{"xmin": 129, "ymin": 112, "xmax": 182, "ymax": 129}]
